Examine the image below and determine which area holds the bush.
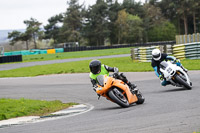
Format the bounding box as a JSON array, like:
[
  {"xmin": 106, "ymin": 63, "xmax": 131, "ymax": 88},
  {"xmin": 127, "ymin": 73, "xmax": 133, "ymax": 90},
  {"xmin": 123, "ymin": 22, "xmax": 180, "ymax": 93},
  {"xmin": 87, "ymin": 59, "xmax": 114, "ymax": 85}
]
[{"xmin": 148, "ymin": 21, "xmax": 176, "ymax": 42}]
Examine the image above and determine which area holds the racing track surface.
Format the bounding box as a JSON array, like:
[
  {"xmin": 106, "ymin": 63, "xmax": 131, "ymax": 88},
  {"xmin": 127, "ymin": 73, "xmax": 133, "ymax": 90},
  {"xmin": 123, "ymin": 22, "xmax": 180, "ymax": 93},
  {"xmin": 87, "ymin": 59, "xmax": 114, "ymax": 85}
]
[{"xmin": 0, "ymin": 71, "xmax": 200, "ymax": 133}]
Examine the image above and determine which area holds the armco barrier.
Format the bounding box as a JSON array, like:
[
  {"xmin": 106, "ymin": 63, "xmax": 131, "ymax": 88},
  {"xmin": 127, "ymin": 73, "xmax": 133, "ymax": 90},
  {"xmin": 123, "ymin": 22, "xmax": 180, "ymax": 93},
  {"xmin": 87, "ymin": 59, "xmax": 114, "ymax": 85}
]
[
  {"xmin": 131, "ymin": 45, "xmax": 173, "ymax": 62},
  {"xmin": 64, "ymin": 41, "xmax": 175, "ymax": 52},
  {"xmin": 172, "ymin": 44, "xmax": 185, "ymax": 59},
  {"xmin": 55, "ymin": 48, "xmax": 64, "ymax": 53},
  {"xmin": 176, "ymin": 33, "xmax": 200, "ymax": 44},
  {"xmin": 132, "ymin": 46, "xmax": 161, "ymax": 62},
  {"xmin": 173, "ymin": 42, "xmax": 200, "ymax": 59},
  {"xmin": 47, "ymin": 49, "xmax": 56, "ymax": 54},
  {"xmin": 3, "ymin": 42, "xmax": 174, "ymax": 56},
  {"xmin": 131, "ymin": 42, "xmax": 200, "ymax": 62},
  {"xmin": 3, "ymin": 48, "xmax": 64, "ymax": 56},
  {"xmin": 29, "ymin": 49, "xmax": 48, "ymax": 55},
  {"xmin": 0, "ymin": 55, "xmax": 22, "ymax": 63}
]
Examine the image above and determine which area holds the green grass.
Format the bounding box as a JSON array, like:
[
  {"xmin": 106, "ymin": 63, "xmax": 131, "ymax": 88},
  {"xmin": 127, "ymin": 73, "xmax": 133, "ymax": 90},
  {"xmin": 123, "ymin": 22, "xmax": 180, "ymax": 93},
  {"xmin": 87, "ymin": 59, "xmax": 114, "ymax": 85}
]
[
  {"xmin": 0, "ymin": 98, "xmax": 78, "ymax": 121},
  {"xmin": 22, "ymin": 48, "xmax": 131, "ymax": 62},
  {"xmin": 0, "ymin": 57, "xmax": 199, "ymax": 78}
]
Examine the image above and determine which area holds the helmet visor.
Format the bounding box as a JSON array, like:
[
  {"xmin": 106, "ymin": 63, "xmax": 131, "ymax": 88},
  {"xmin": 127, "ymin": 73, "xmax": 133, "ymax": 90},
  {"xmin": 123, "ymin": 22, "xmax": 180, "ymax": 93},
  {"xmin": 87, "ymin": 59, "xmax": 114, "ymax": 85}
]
[
  {"xmin": 153, "ymin": 53, "xmax": 161, "ymax": 60},
  {"xmin": 90, "ymin": 65, "xmax": 101, "ymax": 74}
]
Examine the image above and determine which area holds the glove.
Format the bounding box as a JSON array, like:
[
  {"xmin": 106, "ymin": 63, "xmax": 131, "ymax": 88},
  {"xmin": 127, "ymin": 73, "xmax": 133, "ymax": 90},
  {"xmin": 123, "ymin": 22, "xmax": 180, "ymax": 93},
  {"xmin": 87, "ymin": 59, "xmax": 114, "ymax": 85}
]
[
  {"xmin": 93, "ymin": 86, "xmax": 97, "ymax": 92},
  {"xmin": 176, "ymin": 59, "xmax": 180, "ymax": 63},
  {"xmin": 159, "ymin": 75, "xmax": 164, "ymax": 80},
  {"xmin": 175, "ymin": 59, "xmax": 181, "ymax": 66},
  {"xmin": 113, "ymin": 72, "xmax": 118, "ymax": 78},
  {"xmin": 114, "ymin": 67, "xmax": 119, "ymax": 73},
  {"xmin": 173, "ymin": 59, "xmax": 180, "ymax": 64},
  {"xmin": 93, "ymin": 86, "xmax": 101, "ymax": 99}
]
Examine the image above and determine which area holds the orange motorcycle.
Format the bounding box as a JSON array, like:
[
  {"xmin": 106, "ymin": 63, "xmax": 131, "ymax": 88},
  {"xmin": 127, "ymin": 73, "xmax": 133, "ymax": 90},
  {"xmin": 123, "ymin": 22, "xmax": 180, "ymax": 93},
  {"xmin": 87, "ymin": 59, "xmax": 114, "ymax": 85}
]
[{"xmin": 95, "ymin": 74, "xmax": 145, "ymax": 108}]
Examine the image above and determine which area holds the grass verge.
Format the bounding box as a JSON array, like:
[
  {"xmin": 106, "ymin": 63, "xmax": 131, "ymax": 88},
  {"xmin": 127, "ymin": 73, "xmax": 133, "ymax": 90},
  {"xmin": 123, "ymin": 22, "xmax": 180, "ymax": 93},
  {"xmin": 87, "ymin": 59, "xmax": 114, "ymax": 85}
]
[
  {"xmin": 0, "ymin": 98, "xmax": 78, "ymax": 121},
  {"xmin": 22, "ymin": 48, "xmax": 130, "ymax": 62},
  {"xmin": 0, "ymin": 57, "xmax": 199, "ymax": 78}
]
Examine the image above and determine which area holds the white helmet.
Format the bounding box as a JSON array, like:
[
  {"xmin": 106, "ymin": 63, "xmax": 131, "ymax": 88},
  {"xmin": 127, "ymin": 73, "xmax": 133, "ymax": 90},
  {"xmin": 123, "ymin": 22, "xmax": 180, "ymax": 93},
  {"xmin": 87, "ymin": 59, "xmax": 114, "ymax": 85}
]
[{"xmin": 152, "ymin": 49, "xmax": 161, "ymax": 61}]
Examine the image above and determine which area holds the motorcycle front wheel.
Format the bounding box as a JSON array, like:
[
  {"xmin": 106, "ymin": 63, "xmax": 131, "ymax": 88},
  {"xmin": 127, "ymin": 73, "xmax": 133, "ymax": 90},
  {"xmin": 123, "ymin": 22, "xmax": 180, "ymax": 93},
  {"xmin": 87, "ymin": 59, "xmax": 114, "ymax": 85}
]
[
  {"xmin": 174, "ymin": 74, "xmax": 192, "ymax": 90},
  {"xmin": 108, "ymin": 88, "xmax": 129, "ymax": 108},
  {"xmin": 136, "ymin": 91, "xmax": 145, "ymax": 104}
]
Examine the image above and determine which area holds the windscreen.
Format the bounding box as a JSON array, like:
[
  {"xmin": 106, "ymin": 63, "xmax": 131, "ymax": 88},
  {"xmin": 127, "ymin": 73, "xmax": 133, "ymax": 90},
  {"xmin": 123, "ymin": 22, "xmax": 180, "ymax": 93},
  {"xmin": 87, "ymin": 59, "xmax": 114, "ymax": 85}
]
[
  {"xmin": 159, "ymin": 61, "xmax": 168, "ymax": 70},
  {"xmin": 96, "ymin": 75, "xmax": 104, "ymax": 87}
]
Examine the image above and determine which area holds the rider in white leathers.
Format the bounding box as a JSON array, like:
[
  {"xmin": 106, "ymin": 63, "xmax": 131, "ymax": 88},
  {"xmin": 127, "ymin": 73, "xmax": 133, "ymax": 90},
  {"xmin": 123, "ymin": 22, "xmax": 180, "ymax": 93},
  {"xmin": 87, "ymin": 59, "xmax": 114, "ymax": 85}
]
[{"xmin": 151, "ymin": 49, "xmax": 187, "ymax": 86}]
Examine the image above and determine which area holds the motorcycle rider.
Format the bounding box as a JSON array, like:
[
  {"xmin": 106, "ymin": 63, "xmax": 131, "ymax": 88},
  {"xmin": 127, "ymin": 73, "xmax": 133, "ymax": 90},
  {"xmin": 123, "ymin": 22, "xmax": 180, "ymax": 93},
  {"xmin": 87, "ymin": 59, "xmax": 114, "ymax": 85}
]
[
  {"xmin": 89, "ymin": 59, "xmax": 137, "ymax": 93},
  {"xmin": 151, "ymin": 49, "xmax": 188, "ymax": 86}
]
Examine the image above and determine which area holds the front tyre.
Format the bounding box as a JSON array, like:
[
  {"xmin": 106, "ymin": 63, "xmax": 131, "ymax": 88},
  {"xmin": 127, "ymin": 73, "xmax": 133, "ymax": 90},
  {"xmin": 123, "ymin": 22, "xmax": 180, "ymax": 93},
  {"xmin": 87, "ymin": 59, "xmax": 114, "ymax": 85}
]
[
  {"xmin": 174, "ymin": 74, "xmax": 192, "ymax": 90},
  {"xmin": 108, "ymin": 88, "xmax": 129, "ymax": 108},
  {"xmin": 136, "ymin": 91, "xmax": 145, "ymax": 104}
]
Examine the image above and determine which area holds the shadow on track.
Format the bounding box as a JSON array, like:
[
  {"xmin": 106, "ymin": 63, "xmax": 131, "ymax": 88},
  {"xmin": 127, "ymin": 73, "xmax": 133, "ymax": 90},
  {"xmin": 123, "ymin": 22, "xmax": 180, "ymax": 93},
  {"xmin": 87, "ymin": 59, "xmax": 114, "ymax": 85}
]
[
  {"xmin": 95, "ymin": 104, "xmax": 138, "ymax": 111},
  {"xmin": 157, "ymin": 87, "xmax": 191, "ymax": 93}
]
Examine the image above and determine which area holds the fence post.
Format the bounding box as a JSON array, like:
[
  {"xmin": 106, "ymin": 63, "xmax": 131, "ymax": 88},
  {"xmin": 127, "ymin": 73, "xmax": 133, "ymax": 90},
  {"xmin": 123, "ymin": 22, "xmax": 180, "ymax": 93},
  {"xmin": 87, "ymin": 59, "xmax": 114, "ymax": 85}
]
[
  {"xmin": 181, "ymin": 35, "xmax": 184, "ymax": 44},
  {"xmin": 184, "ymin": 35, "xmax": 187, "ymax": 43},
  {"xmin": 163, "ymin": 45, "xmax": 166, "ymax": 53},
  {"xmin": 193, "ymin": 34, "xmax": 196, "ymax": 42},
  {"xmin": 189, "ymin": 34, "xmax": 192, "ymax": 43},
  {"xmin": 159, "ymin": 45, "xmax": 164, "ymax": 53},
  {"xmin": 130, "ymin": 48, "xmax": 135, "ymax": 60},
  {"xmin": 176, "ymin": 35, "xmax": 179, "ymax": 44}
]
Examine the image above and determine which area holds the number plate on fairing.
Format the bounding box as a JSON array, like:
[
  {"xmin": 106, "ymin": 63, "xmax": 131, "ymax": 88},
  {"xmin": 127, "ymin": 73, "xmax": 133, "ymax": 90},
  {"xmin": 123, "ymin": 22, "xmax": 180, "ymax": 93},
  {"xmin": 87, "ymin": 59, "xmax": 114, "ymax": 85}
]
[{"xmin": 167, "ymin": 67, "xmax": 172, "ymax": 73}]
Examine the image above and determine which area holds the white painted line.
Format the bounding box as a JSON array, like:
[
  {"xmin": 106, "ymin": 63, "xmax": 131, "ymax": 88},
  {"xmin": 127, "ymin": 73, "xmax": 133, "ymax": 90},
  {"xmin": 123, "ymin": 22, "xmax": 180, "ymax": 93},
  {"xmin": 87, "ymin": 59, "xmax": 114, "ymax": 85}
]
[
  {"xmin": 0, "ymin": 116, "xmax": 39, "ymax": 127},
  {"xmin": 51, "ymin": 109, "xmax": 83, "ymax": 115},
  {"xmin": 0, "ymin": 104, "xmax": 94, "ymax": 128}
]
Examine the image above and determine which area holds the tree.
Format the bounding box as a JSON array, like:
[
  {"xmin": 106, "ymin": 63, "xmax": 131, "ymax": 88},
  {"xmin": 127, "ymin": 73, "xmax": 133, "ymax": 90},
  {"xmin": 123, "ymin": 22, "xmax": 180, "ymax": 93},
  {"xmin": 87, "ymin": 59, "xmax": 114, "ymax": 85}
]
[
  {"xmin": 115, "ymin": 9, "xmax": 144, "ymax": 44},
  {"xmin": 19, "ymin": 32, "xmax": 31, "ymax": 50},
  {"xmin": 159, "ymin": 0, "xmax": 180, "ymax": 33},
  {"xmin": 190, "ymin": 0, "xmax": 200, "ymax": 33},
  {"xmin": 8, "ymin": 30, "xmax": 32, "ymax": 50},
  {"xmin": 126, "ymin": 14, "xmax": 144, "ymax": 43},
  {"xmin": 44, "ymin": 14, "xmax": 64, "ymax": 44},
  {"xmin": 148, "ymin": 21, "xmax": 176, "ymax": 41},
  {"xmin": 174, "ymin": 0, "xmax": 191, "ymax": 35},
  {"xmin": 115, "ymin": 9, "xmax": 128, "ymax": 44},
  {"xmin": 160, "ymin": 0, "xmax": 194, "ymax": 35},
  {"xmin": 107, "ymin": 0, "xmax": 122, "ymax": 44},
  {"xmin": 143, "ymin": 3, "xmax": 166, "ymax": 42},
  {"xmin": 83, "ymin": 0, "xmax": 109, "ymax": 46},
  {"xmin": 24, "ymin": 18, "xmax": 42, "ymax": 49},
  {"xmin": 122, "ymin": 0, "xmax": 145, "ymax": 17},
  {"xmin": 149, "ymin": 0, "xmax": 159, "ymax": 6},
  {"xmin": 7, "ymin": 31, "xmax": 21, "ymax": 46},
  {"xmin": 8, "ymin": 18, "xmax": 42, "ymax": 50},
  {"xmin": 60, "ymin": 0, "xmax": 83, "ymax": 43}
]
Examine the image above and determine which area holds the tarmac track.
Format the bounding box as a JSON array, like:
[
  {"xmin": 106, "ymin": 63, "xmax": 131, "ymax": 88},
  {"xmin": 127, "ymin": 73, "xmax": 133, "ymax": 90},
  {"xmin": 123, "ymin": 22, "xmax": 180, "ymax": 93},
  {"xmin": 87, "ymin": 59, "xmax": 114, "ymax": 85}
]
[{"xmin": 0, "ymin": 71, "xmax": 200, "ymax": 133}]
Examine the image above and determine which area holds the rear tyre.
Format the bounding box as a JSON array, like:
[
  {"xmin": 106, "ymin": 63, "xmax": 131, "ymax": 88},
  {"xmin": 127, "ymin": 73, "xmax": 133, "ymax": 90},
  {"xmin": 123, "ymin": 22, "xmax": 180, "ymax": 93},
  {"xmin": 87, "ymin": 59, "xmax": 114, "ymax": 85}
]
[
  {"xmin": 174, "ymin": 74, "xmax": 192, "ymax": 90},
  {"xmin": 108, "ymin": 88, "xmax": 129, "ymax": 108},
  {"xmin": 136, "ymin": 91, "xmax": 145, "ymax": 104}
]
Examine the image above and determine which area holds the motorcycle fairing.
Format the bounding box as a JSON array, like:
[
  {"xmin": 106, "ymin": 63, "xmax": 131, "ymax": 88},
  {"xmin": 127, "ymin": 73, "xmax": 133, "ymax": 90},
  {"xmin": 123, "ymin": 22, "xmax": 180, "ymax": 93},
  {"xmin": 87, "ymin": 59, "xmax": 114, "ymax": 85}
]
[{"xmin": 96, "ymin": 75, "xmax": 138, "ymax": 104}]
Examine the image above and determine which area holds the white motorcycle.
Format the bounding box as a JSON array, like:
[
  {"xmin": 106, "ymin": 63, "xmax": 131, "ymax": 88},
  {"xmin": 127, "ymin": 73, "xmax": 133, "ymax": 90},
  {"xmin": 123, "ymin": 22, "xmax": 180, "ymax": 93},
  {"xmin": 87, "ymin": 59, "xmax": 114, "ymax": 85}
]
[{"xmin": 159, "ymin": 60, "xmax": 192, "ymax": 90}]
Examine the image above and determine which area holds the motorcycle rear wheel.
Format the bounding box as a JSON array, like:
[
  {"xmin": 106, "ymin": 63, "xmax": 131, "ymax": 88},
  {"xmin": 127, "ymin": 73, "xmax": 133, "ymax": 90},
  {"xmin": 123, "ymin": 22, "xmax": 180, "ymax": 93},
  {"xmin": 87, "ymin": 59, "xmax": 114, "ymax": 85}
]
[
  {"xmin": 108, "ymin": 88, "xmax": 129, "ymax": 108},
  {"xmin": 174, "ymin": 74, "xmax": 192, "ymax": 90}
]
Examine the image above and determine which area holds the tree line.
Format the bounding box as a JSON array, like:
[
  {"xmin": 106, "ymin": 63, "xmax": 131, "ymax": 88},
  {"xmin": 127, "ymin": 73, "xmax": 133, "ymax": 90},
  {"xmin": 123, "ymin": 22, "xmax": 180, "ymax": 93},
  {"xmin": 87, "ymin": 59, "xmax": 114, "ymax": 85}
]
[{"xmin": 8, "ymin": 0, "xmax": 200, "ymax": 49}]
